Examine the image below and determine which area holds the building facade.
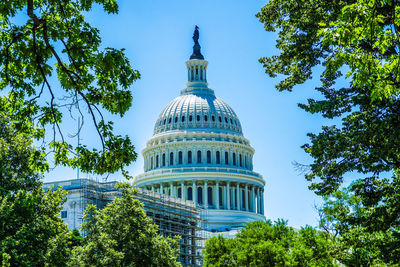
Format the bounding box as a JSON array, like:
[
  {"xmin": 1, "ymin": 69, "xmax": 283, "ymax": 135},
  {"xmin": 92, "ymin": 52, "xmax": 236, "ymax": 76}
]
[
  {"xmin": 134, "ymin": 27, "xmax": 265, "ymax": 232},
  {"xmin": 43, "ymin": 179, "xmax": 206, "ymax": 266}
]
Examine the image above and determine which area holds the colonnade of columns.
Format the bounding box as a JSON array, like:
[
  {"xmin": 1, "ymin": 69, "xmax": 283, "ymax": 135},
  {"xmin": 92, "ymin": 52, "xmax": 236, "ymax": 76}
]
[{"xmin": 141, "ymin": 180, "xmax": 264, "ymax": 215}]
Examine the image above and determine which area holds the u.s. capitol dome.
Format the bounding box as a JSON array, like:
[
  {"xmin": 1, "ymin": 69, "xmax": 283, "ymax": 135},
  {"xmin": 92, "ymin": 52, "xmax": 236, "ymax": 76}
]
[{"xmin": 134, "ymin": 27, "xmax": 265, "ymax": 231}]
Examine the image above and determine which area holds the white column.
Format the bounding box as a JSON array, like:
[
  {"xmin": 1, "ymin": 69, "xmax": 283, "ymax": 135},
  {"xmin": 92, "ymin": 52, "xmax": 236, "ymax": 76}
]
[
  {"xmin": 226, "ymin": 182, "xmax": 230, "ymax": 210},
  {"xmin": 236, "ymin": 183, "xmax": 240, "ymax": 210},
  {"xmin": 251, "ymin": 185, "xmax": 255, "ymax": 212},
  {"xmin": 193, "ymin": 180, "xmax": 197, "ymax": 204},
  {"xmin": 215, "ymin": 181, "xmax": 220, "ymax": 209},
  {"xmin": 181, "ymin": 180, "xmax": 186, "ymax": 200},
  {"xmin": 170, "ymin": 182, "xmax": 173, "ymax": 196},
  {"xmin": 151, "ymin": 184, "xmax": 155, "ymax": 192},
  {"xmin": 160, "ymin": 183, "xmax": 164, "ymax": 195},
  {"xmin": 204, "ymin": 180, "xmax": 208, "ymax": 208},
  {"xmin": 245, "ymin": 184, "xmax": 248, "ymax": 211}
]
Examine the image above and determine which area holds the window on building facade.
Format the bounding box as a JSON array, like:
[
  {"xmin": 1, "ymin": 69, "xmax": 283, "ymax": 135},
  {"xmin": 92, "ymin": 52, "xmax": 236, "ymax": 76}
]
[
  {"xmin": 175, "ymin": 117, "xmax": 178, "ymax": 123},
  {"xmin": 197, "ymin": 115, "xmax": 200, "ymax": 121},
  {"xmin": 205, "ymin": 115, "xmax": 208, "ymax": 121},
  {"xmin": 188, "ymin": 187, "xmax": 193, "ymax": 200},
  {"xmin": 197, "ymin": 187, "xmax": 203, "ymax": 204},
  {"xmin": 162, "ymin": 153, "xmax": 166, "ymax": 166},
  {"xmin": 156, "ymin": 155, "xmax": 159, "ymax": 167},
  {"xmin": 240, "ymin": 154, "xmax": 242, "ymax": 167},
  {"xmin": 212, "ymin": 115, "xmax": 215, "ymax": 121},
  {"xmin": 178, "ymin": 151, "xmax": 183, "ymax": 164},
  {"xmin": 219, "ymin": 187, "xmax": 223, "ymax": 206},
  {"xmin": 216, "ymin": 151, "xmax": 220, "ymax": 164},
  {"xmin": 233, "ymin": 153, "xmax": 236, "ymax": 166},
  {"xmin": 197, "ymin": 150, "xmax": 202, "ymax": 163},
  {"xmin": 61, "ymin": 211, "xmax": 67, "ymax": 218},
  {"xmin": 170, "ymin": 152, "xmax": 174, "ymax": 166},
  {"xmin": 151, "ymin": 157, "xmax": 153, "ymax": 169},
  {"xmin": 178, "ymin": 188, "xmax": 181, "ymax": 198},
  {"xmin": 188, "ymin": 151, "xmax": 192, "ymax": 164},
  {"xmin": 225, "ymin": 152, "xmax": 229, "ymax": 164},
  {"xmin": 207, "ymin": 150, "xmax": 211, "ymax": 163},
  {"xmin": 182, "ymin": 116, "xmax": 185, "ymax": 122},
  {"xmin": 189, "ymin": 115, "xmax": 192, "ymax": 121},
  {"xmin": 225, "ymin": 117, "xmax": 228, "ymax": 123},
  {"xmin": 168, "ymin": 118, "xmax": 171, "ymax": 124},
  {"xmin": 219, "ymin": 116, "xmax": 222, "ymax": 122}
]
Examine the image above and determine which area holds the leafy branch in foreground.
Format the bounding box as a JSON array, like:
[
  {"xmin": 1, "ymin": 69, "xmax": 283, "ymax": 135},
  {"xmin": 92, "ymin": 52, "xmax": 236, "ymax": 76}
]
[{"xmin": 0, "ymin": 0, "xmax": 139, "ymax": 176}]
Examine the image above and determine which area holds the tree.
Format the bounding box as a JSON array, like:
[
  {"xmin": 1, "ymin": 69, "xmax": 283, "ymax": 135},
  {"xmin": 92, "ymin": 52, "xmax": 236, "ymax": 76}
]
[
  {"xmin": 0, "ymin": 0, "xmax": 139, "ymax": 177},
  {"xmin": 203, "ymin": 220, "xmax": 337, "ymax": 267},
  {"xmin": 257, "ymin": 0, "xmax": 400, "ymax": 264},
  {"xmin": 0, "ymin": 98, "xmax": 73, "ymax": 266},
  {"xmin": 69, "ymin": 183, "xmax": 181, "ymax": 267}
]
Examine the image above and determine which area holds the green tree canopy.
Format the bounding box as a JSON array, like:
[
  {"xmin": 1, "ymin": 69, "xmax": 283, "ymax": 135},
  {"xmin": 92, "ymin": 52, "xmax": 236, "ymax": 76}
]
[
  {"xmin": 203, "ymin": 220, "xmax": 337, "ymax": 267},
  {"xmin": 69, "ymin": 183, "xmax": 181, "ymax": 267},
  {"xmin": 257, "ymin": 0, "xmax": 400, "ymax": 265},
  {"xmin": 0, "ymin": 97, "xmax": 73, "ymax": 266},
  {"xmin": 0, "ymin": 0, "xmax": 139, "ymax": 176}
]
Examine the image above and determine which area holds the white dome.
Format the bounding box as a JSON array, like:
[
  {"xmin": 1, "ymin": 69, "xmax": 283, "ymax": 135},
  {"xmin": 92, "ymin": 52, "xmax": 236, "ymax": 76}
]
[{"xmin": 154, "ymin": 90, "xmax": 243, "ymax": 136}]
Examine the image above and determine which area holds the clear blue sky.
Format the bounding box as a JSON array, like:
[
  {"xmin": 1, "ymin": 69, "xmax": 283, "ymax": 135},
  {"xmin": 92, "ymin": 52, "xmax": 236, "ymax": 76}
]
[{"xmin": 44, "ymin": 0, "xmax": 335, "ymax": 229}]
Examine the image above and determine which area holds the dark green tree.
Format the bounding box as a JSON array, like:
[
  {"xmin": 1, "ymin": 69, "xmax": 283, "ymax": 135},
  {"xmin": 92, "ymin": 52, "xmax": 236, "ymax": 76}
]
[
  {"xmin": 203, "ymin": 220, "xmax": 337, "ymax": 267},
  {"xmin": 69, "ymin": 183, "xmax": 181, "ymax": 267},
  {"xmin": 257, "ymin": 0, "xmax": 400, "ymax": 265},
  {"xmin": 0, "ymin": 0, "xmax": 139, "ymax": 176},
  {"xmin": 0, "ymin": 97, "xmax": 73, "ymax": 266}
]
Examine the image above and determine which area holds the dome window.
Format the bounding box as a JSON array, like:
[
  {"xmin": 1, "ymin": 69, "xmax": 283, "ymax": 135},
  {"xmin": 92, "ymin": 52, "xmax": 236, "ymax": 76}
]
[
  {"xmin": 178, "ymin": 151, "xmax": 183, "ymax": 164},
  {"xmin": 178, "ymin": 188, "xmax": 181, "ymax": 198},
  {"xmin": 162, "ymin": 153, "xmax": 166, "ymax": 166},
  {"xmin": 225, "ymin": 117, "xmax": 228, "ymax": 123},
  {"xmin": 189, "ymin": 115, "xmax": 193, "ymax": 121},
  {"xmin": 205, "ymin": 115, "xmax": 208, "ymax": 121},
  {"xmin": 239, "ymin": 154, "xmax": 242, "ymax": 167},
  {"xmin": 163, "ymin": 119, "xmax": 166, "ymax": 125},
  {"xmin": 216, "ymin": 151, "xmax": 220, "ymax": 164},
  {"xmin": 219, "ymin": 116, "xmax": 222, "ymax": 122},
  {"xmin": 182, "ymin": 116, "xmax": 185, "ymax": 122},
  {"xmin": 188, "ymin": 151, "xmax": 192, "ymax": 164},
  {"xmin": 175, "ymin": 117, "xmax": 178, "ymax": 123},
  {"xmin": 170, "ymin": 152, "xmax": 174, "ymax": 166},
  {"xmin": 208, "ymin": 187, "xmax": 212, "ymax": 205},
  {"xmin": 151, "ymin": 157, "xmax": 153, "ymax": 169},
  {"xmin": 212, "ymin": 115, "xmax": 215, "ymax": 121},
  {"xmin": 207, "ymin": 150, "xmax": 211, "ymax": 163},
  {"xmin": 233, "ymin": 153, "xmax": 236, "ymax": 166},
  {"xmin": 225, "ymin": 152, "xmax": 229, "ymax": 164},
  {"xmin": 230, "ymin": 118, "xmax": 233, "ymax": 124},
  {"xmin": 188, "ymin": 187, "xmax": 193, "ymax": 201},
  {"xmin": 168, "ymin": 118, "xmax": 171, "ymax": 124},
  {"xmin": 156, "ymin": 155, "xmax": 159, "ymax": 167},
  {"xmin": 197, "ymin": 115, "xmax": 200, "ymax": 121},
  {"xmin": 197, "ymin": 151, "xmax": 202, "ymax": 163}
]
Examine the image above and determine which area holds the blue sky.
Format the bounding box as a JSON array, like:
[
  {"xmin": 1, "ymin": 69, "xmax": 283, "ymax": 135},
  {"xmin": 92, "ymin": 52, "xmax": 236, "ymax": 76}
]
[{"xmin": 44, "ymin": 0, "xmax": 338, "ymax": 229}]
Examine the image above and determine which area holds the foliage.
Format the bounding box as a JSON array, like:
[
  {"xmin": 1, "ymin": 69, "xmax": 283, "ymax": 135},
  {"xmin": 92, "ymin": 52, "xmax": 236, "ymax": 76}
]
[
  {"xmin": 203, "ymin": 220, "xmax": 337, "ymax": 267},
  {"xmin": 0, "ymin": 101, "xmax": 72, "ymax": 266},
  {"xmin": 257, "ymin": 0, "xmax": 400, "ymax": 264},
  {"xmin": 0, "ymin": 0, "xmax": 139, "ymax": 176},
  {"xmin": 69, "ymin": 183, "xmax": 181, "ymax": 267},
  {"xmin": 319, "ymin": 172, "xmax": 400, "ymax": 266}
]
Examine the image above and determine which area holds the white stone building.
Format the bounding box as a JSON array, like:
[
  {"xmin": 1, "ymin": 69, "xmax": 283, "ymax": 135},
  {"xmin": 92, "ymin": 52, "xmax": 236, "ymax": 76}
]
[{"xmin": 134, "ymin": 27, "xmax": 265, "ymax": 232}]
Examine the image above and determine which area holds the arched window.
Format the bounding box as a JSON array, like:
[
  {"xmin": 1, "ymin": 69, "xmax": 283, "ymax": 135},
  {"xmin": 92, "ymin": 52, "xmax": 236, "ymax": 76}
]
[
  {"xmin": 188, "ymin": 151, "xmax": 192, "ymax": 164},
  {"xmin": 219, "ymin": 116, "xmax": 222, "ymax": 122},
  {"xmin": 178, "ymin": 151, "xmax": 183, "ymax": 164},
  {"xmin": 205, "ymin": 115, "xmax": 208, "ymax": 121},
  {"xmin": 197, "ymin": 115, "xmax": 200, "ymax": 121},
  {"xmin": 239, "ymin": 154, "xmax": 242, "ymax": 167},
  {"xmin": 225, "ymin": 152, "xmax": 229, "ymax": 164},
  {"xmin": 245, "ymin": 156, "xmax": 247, "ymax": 168},
  {"xmin": 168, "ymin": 118, "xmax": 171, "ymax": 124},
  {"xmin": 156, "ymin": 155, "xmax": 159, "ymax": 167},
  {"xmin": 189, "ymin": 115, "xmax": 193, "ymax": 121},
  {"xmin": 162, "ymin": 153, "xmax": 166, "ymax": 166},
  {"xmin": 178, "ymin": 188, "xmax": 181, "ymax": 198},
  {"xmin": 163, "ymin": 119, "xmax": 166, "ymax": 125},
  {"xmin": 182, "ymin": 116, "xmax": 185, "ymax": 122},
  {"xmin": 151, "ymin": 157, "xmax": 154, "ymax": 169},
  {"xmin": 197, "ymin": 151, "xmax": 202, "ymax": 163},
  {"xmin": 197, "ymin": 187, "xmax": 203, "ymax": 204},
  {"xmin": 212, "ymin": 115, "xmax": 215, "ymax": 121},
  {"xmin": 242, "ymin": 189, "xmax": 246, "ymax": 209},
  {"xmin": 230, "ymin": 118, "xmax": 233, "ymax": 124},
  {"xmin": 207, "ymin": 150, "xmax": 211, "ymax": 164},
  {"xmin": 208, "ymin": 187, "xmax": 213, "ymax": 205},
  {"xmin": 170, "ymin": 152, "xmax": 174, "ymax": 166},
  {"xmin": 233, "ymin": 153, "xmax": 236, "ymax": 166},
  {"xmin": 188, "ymin": 187, "xmax": 193, "ymax": 200},
  {"xmin": 225, "ymin": 117, "xmax": 228, "ymax": 123},
  {"xmin": 175, "ymin": 117, "xmax": 178, "ymax": 123},
  {"xmin": 216, "ymin": 151, "xmax": 220, "ymax": 164}
]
